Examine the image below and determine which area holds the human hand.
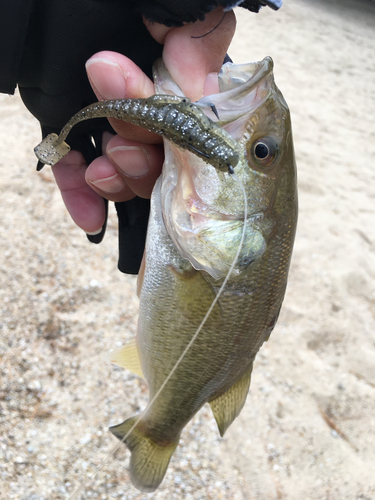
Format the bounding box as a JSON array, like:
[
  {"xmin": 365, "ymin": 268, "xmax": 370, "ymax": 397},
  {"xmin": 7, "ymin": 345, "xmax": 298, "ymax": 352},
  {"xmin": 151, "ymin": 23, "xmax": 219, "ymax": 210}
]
[{"xmin": 51, "ymin": 7, "xmax": 236, "ymax": 235}]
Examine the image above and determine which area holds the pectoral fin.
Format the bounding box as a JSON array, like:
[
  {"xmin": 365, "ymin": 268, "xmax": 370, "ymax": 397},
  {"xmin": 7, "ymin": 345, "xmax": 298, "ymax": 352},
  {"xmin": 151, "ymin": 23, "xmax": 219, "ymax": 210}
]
[
  {"xmin": 105, "ymin": 339, "xmax": 144, "ymax": 379},
  {"xmin": 209, "ymin": 362, "xmax": 253, "ymax": 437}
]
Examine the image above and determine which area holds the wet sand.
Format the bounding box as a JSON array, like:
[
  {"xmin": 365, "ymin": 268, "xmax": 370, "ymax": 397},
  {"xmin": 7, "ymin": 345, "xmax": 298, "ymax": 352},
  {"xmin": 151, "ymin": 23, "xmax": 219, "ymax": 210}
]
[{"xmin": 1, "ymin": 0, "xmax": 374, "ymax": 498}]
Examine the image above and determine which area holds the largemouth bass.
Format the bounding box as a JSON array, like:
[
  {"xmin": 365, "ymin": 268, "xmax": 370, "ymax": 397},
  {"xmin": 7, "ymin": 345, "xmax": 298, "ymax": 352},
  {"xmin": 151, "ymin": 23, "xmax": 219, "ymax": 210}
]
[
  {"xmin": 34, "ymin": 56, "xmax": 297, "ymax": 493},
  {"xmin": 110, "ymin": 57, "xmax": 297, "ymax": 492}
]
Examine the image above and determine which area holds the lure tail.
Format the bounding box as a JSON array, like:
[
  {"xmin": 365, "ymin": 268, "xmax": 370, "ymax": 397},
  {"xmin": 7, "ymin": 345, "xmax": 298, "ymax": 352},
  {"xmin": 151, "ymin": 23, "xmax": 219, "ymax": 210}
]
[
  {"xmin": 34, "ymin": 133, "xmax": 71, "ymax": 166},
  {"xmin": 110, "ymin": 416, "xmax": 179, "ymax": 492}
]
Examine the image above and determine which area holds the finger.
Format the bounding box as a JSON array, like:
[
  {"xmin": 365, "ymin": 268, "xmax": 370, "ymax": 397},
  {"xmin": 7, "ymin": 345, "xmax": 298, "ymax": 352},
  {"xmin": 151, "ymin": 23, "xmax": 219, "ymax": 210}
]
[
  {"xmin": 106, "ymin": 135, "xmax": 164, "ymax": 199},
  {"xmin": 84, "ymin": 155, "xmax": 135, "ymax": 203},
  {"xmin": 84, "ymin": 131, "xmax": 135, "ymax": 203},
  {"xmin": 147, "ymin": 8, "xmax": 236, "ymax": 101},
  {"xmin": 85, "ymin": 51, "xmax": 163, "ymax": 144},
  {"xmin": 85, "ymin": 133, "xmax": 164, "ymax": 201},
  {"xmin": 52, "ymin": 150, "xmax": 106, "ymax": 234},
  {"xmin": 142, "ymin": 19, "xmax": 170, "ymax": 44},
  {"xmin": 164, "ymin": 8, "xmax": 236, "ymax": 100}
]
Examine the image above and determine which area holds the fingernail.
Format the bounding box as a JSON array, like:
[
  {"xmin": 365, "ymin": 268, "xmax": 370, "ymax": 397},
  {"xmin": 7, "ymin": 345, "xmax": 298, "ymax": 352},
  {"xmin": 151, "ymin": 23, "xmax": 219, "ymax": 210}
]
[
  {"xmin": 86, "ymin": 227, "xmax": 103, "ymax": 235},
  {"xmin": 107, "ymin": 146, "xmax": 150, "ymax": 178},
  {"xmin": 88, "ymin": 172, "xmax": 125, "ymax": 193},
  {"xmin": 86, "ymin": 58, "xmax": 126, "ymax": 100}
]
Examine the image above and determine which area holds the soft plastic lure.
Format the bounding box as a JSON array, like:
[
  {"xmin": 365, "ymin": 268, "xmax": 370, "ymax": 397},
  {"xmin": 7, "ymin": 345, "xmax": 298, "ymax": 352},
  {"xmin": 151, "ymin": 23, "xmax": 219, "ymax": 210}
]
[{"xmin": 34, "ymin": 95, "xmax": 239, "ymax": 173}]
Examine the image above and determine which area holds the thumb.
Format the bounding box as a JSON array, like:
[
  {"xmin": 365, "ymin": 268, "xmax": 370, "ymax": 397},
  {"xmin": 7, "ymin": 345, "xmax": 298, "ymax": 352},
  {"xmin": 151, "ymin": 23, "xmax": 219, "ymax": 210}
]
[
  {"xmin": 52, "ymin": 150, "xmax": 106, "ymax": 234},
  {"xmin": 164, "ymin": 8, "xmax": 236, "ymax": 100},
  {"xmin": 147, "ymin": 8, "xmax": 236, "ymax": 101}
]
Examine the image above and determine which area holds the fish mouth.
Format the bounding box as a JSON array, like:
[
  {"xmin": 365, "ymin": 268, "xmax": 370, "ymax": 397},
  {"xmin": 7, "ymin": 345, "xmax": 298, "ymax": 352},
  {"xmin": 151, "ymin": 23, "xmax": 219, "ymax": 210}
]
[
  {"xmin": 198, "ymin": 56, "xmax": 274, "ymax": 121},
  {"xmin": 153, "ymin": 57, "xmax": 277, "ymax": 279},
  {"xmin": 153, "ymin": 56, "xmax": 274, "ymax": 129}
]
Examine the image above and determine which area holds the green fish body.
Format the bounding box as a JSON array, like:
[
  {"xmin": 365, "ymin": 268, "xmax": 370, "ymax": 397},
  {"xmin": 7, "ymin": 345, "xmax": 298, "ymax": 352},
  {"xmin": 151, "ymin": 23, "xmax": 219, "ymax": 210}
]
[{"xmin": 109, "ymin": 57, "xmax": 298, "ymax": 492}]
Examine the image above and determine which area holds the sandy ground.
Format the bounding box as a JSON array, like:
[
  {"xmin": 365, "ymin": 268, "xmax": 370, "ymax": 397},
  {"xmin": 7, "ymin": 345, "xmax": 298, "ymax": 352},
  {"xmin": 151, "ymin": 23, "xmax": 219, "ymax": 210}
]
[{"xmin": 1, "ymin": 0, "xmax": 375, "ymax": 499}]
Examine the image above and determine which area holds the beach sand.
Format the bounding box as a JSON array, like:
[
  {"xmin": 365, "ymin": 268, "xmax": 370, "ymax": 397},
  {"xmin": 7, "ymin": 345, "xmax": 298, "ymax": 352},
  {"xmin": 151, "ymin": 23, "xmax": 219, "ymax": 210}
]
[{"xmin": 1, "ymin": 0, "xmax": 374, "ymax": 498}]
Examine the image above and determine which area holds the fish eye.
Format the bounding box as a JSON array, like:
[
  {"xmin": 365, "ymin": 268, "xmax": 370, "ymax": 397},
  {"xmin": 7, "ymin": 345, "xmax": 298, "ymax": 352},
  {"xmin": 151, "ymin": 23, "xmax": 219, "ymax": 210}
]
[{"xmin": 251, "ymin": 137, "xmax": 278, "ymax": 167}]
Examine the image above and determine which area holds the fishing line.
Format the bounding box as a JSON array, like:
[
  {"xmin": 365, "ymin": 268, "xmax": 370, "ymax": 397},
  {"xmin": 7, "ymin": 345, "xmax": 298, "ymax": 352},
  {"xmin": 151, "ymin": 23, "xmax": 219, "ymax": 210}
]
[
  {"xmin": 69, "ymin": 173, "xmax": 248, "ymax": 499},
  {"xmin": 191, "ymin": 11, "xmax": 227, "ymax": 39}
]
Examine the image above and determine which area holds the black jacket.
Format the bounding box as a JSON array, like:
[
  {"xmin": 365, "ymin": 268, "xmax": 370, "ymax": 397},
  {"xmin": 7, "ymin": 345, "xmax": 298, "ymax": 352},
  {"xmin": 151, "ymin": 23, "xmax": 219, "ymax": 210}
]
[{"xmin": 0, "ymin": 0, "xmax": 281, "ymax": 274}]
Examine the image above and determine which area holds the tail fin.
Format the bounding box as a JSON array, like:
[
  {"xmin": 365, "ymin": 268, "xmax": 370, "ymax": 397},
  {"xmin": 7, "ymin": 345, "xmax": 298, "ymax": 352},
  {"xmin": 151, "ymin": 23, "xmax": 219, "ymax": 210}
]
[{"xmin": 110, "ymin": 417, "xmax": 179, "ymax": 492}]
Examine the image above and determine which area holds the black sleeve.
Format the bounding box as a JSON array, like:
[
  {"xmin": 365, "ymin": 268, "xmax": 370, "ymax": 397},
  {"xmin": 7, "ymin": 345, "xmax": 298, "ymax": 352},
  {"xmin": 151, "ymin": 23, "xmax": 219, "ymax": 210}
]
[
  {"xmin": 1, "ymin": 0, "xmax": 163, "ymax": 275},
  {"xmin": 135, "ymin": 0, "xmax": 281, "ymax": 26},
  {"xmin": 0, "ymin": 0, "xmax": 281, "ymax": 275}
]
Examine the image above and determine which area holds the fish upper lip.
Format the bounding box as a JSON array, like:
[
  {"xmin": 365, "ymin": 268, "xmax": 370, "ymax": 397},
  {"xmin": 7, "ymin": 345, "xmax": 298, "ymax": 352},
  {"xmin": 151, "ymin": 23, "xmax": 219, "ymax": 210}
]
[
  {"xmin": 196, "ymin": 57, "xmax": 274, "ymax": 112},
  {"xmin": 154, "ymin": 56, "xmax": 274, "ymax": 126}
]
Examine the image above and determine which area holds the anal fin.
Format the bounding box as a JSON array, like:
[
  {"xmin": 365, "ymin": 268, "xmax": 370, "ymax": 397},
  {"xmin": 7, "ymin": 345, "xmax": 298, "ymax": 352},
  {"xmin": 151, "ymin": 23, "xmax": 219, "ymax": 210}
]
[
  {"xmin": 209, "ymin": 362, "xmax": 253, "ymax": 437},
  {"xmin": 104, "ymin": 339, "xmax": 144, "ymax": 379}
]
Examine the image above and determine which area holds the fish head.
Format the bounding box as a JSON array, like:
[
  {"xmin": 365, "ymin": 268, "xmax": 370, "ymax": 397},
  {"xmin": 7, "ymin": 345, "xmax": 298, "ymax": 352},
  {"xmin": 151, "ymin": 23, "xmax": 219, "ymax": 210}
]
[{"xmin": 153, "ymin": 57, "xmax": 297, "ymax": 280}]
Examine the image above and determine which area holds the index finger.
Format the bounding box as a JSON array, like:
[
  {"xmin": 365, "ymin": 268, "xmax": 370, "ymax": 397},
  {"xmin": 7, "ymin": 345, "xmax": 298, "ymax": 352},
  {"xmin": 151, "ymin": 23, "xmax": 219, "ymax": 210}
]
[{"xmin": 85, "ymin": 51, "xmax": 163, "ymax": 144}]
